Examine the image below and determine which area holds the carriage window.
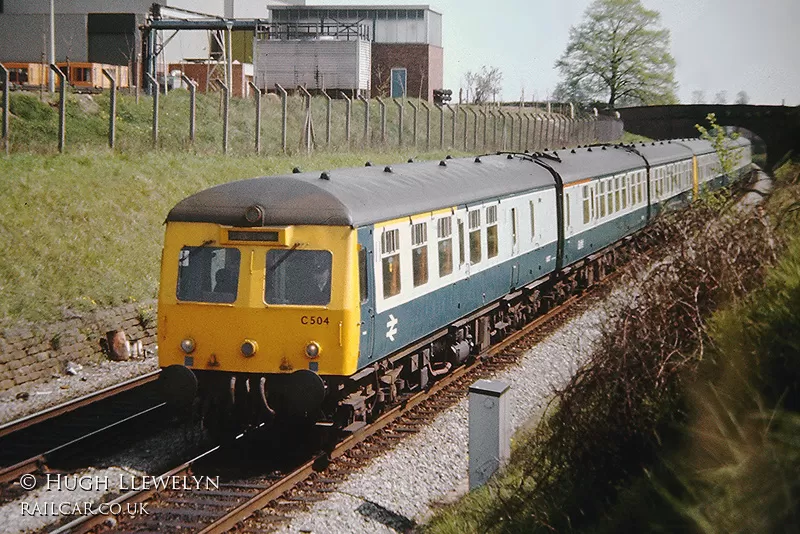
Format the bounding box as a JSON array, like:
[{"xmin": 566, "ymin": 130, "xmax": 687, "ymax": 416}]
[
  {"xmin": 565, "ymin": 193, "xmax": 571, "ymax": 227},
  {"xmin": 359, "ymin": 246, "xmax": 368, "ymax": 303},
  {"xmin": 621, "ymin": 176, "xmax": 628, "ymax": 208},
  {"xmin": 529, "ymin": 200, "xmax": 536, "ymax": 238},
  {"xmin": 599, "ymin": 182, "xmax": 606, "ymax": 217},
  {"xmin": 469, "ymin": 210, "xmax": 482, "ymax": 264},
  {"xmin": 511, "ymin": 208, "xmax": 518, "ymax": 247},
  {"xmin": 381, "ymin": 229, "xmax": 401, "ymax": 298},
  {"xmin": 614, "ymin": 177, "xmax": 621, "ymax": 211},
  {"xmin": 582, "ymin": 186, "xmax": 590, "ymax": 224},
  {"xmin": 438, "ymin": 217, "xmax": 453, "ymax": 277},
  {"xmin": 607, "ymin": 180, "xmax": 614, "ymax": 214},
  {"xmin": 177, "ymin": 246, "xmax": 241, "ymax": 304},
  {"xmin": 266, "ymin": 249, "xmax": 332, "ymax": 306},
  {"xmin": 412, "ymin": 222, "xmax": 428, "ymax": 287},
  {"xmin": 458, "ymin": 219, "xmax": 465, "ymax": 266},
  {"xmin": 486, "ymin": 206, "xmax": 498, "ymax": 258}
]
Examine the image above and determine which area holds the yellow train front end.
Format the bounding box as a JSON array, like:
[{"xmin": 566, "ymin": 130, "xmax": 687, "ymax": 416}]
[{"xmin": 157, "ymin": 219, "xmax": 361, "ymax": 427}]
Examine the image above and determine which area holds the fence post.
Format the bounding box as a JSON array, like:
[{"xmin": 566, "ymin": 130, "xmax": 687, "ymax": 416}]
[
  {"xmin": 376, "ymin": 97, "xmax": 386, "ymax": 145},
  {"xmin": 145, "ymin": 72, "xmax": 159, "ymax": 148},
  {"xmin": 408, "ymin": 100, "xmax": 418, "ymax": 148},
  {"xmin": 51, "ymin": 64, "xmax": 67, "ymax": 153},
  {"xmin": 276, "ymin": 84, "xmax": 287, "ymax": 153},
  {"xmin": 322, "ymin": 89, "xmax": 332, "ymax": 147},
  {"xmin": 249, "ymin": 81, "xmax": 261, "ymax": 154},
  {"xmin": 447, "ymin": 103, "xmax": 456, "ymax": 149},
  {"xmin": 181, "ymin": 74, "xmax": 197, "ymax": 145},
  {"xmin": 525, "ymin": 114, "xmax": 531, "ymax": 152},
  {"xmin": 1, "ymin": 63, "xmax": 9, "ymax": 155},
  {"xmin": 461, "ymin": 106, "xmax": 468, "ymax": 151},
  {"xmin": 214, "ymin": 79, "xmax": 229, "ymax": 155},
  {"xmin": 436, "ymin": 104, "xmax": 444, "ymax": 149},
  {"xmin": 420, "ymin": 101, "xmax": 431, "ymax": 151},
  {"xmin": 543, "ymin": 115, "xmax": 551, "ymax": 149},
  {"xmin": 509, "ymin": 113, "xmax": 515, "ymax": 151},
  {"xmin": 393, "ymin": 98, "xmax": 403, "ymax": 147},
  {"xmin": 340, "ymin": 91, "xmax": 352, "ymax": 148},
  {"xmin": 357, "ymin": 94, "xmax": 369, "ymax": 147},
  {"xmin": 298, "ymin": 85, "xmax": 312, "ymax": 154},
  {"xmin": 499, "ymin": 110, "xmax": 507, "ymax": 151},
  {"xmin": 470, "ymin": 107, "xmax": 478, "ymax": 152},
  {"xmin": 478, "ymin": 108, "xmax": 487, "ymax": 150},
  {"xmin": 489, "ymin": 110, "xmax": 497, "ymax": 151},
  {"xmin": 101, "ymin": 69, "xmax": 117, "ymax": 149}
]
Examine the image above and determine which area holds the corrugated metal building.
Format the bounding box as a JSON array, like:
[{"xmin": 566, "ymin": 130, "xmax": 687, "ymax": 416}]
[
  {"xmin": 0, "ymin": 1, "xmax": 264, "ymax": 80},
  {"xmin": 266, "ymin": 4, "xmax": 444, "ymax": 101}
]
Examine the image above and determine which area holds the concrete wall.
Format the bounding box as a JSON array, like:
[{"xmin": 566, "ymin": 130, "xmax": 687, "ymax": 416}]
[{"xmin": 0, "ymin": 302, "xmax": 157, "ymax": 393}]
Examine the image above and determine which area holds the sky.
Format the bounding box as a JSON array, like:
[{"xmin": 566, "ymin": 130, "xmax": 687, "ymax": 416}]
[{"xmin": 309, "ymin": 0, "xmax": 800, "ymax": 106}]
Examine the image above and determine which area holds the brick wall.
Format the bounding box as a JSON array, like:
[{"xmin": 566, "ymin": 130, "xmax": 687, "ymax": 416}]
[
  {"xmin": 0, "ymin": 301, "xmax": 158, "ymax": 393},
  {"xmin": 371, "ymin": 43, "xmax": 443, "ymax": 101}
]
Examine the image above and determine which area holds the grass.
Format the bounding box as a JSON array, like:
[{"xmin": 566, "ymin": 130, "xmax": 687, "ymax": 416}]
[
  {"xmin": 0, "ymin": 88, "xmax": 601, "ymax": 326},
  {"xmin": 0, "ymin": 148, "xmax": 467, "ymax": 326}
]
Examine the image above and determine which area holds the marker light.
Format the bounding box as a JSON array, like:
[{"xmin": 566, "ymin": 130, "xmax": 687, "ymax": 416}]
[
  {"xmin": 180, "ymin": 338, "xmax": 195, "ymax": 354},
  {"xmin": 241, "ymin": 339, "xmax": 258, "ymax": 357},
  {"xmin": 305, "ymin": 342, "xmax": 321, "ymax": 359}
]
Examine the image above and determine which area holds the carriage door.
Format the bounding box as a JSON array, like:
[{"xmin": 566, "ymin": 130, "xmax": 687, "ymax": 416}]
[
  {"xmin": 357, "ymin": 232, "xmax": 375, "ymax": 363},
  {"xmin": 510, "ymin": 207, "xmax": 520, "ymax": 288}
]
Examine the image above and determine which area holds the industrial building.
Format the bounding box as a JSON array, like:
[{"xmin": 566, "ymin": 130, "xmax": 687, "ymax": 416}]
[
  {"xmin": 265, "ymin": 4, "xmax": 443, "ymax": 100},
  {"xmin": 0, "ymin": 1, "xmax": 444, "ymax": 101}
]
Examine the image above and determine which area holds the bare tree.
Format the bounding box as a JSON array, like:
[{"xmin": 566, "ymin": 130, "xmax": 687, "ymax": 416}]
[
  {"xmin": 471, "ymin": 66, "xmax": 502, "ymax": 105},
  {"xmin": 735, "ymin": 90, "xmax": 750, "ymax": 105},
  {"xmin": 691, "ymin": 90, "xmax": 706, "ymax": 104},
  {"xmin": 714, "ymin": 90, "xmax": 728, "ymax": 104},
  {"xmin": 463, "ymin": 71, "xmax": 477, "ymax": 103}
]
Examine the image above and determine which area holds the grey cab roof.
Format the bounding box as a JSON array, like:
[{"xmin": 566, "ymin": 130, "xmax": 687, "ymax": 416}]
[{"xmin": 166, "ymin": 154, "xmax": 557, "ymax": 228}]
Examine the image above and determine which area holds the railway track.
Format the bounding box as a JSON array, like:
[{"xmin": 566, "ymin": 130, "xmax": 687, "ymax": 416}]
[
  {"xmin": 55, "ymin": 269, "xmax": 619, "ymax": 534},
  {"xmin": 0, "ymin": 371, "xmax": 163, "ymax": 487}
]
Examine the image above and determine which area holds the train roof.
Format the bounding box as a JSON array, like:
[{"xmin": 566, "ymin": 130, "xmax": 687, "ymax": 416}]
[
  {"xmin": 634, "ymin": 140, "xmax": 694, "ymax": 166},
  {"xmin": 671, "ymin": 138, "xmax": 716, "ymax": 155},
  {"xmin": 544, "ymin": 144, "xmax": 646, "ymax": 181},
  {"xmin": 166, "ymin": 154, "xmax": 557, "ymax": 228}
]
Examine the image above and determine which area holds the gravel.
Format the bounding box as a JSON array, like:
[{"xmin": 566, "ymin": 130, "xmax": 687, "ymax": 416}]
[
  {"xmin": 276, "ymin": 290, "xmax": 626, "ymax": 534},
  {"xmin": 0, "ymin": 353, "xmax": 159, "ymax": 426}
]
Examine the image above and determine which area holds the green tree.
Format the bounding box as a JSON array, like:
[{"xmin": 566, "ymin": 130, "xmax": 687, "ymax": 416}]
[{"xmin": 555, "ymin": 0, "xmax": 678, "ymax": 108}]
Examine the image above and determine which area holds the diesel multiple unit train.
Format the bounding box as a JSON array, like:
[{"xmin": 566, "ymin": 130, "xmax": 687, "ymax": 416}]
[{"xmin": 157, "ymin": 136, "xmax": 752, "ymax": 432}]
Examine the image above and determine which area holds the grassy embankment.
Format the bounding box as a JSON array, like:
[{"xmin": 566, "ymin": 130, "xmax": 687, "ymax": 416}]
[
  {"xmin": 424, "ymin": 159, "xmax": 800, "ymax": 533},
  {"xmin": 0, "ymin": 90, "xmax": 470, "ymax": 326}
]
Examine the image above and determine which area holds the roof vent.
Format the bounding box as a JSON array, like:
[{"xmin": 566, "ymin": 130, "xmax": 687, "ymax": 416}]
[
  {"xmin": 587, "ymin": 147, "xmax": 593, "ymax": 152},
  {"xmin": 292, "ymin": 167, "xmax": 301, "ymax": 174},
  {"xmin": 602, "ymin": 146, "xmax": 607, "ymax": 150},
  {"xmin": 407, "ymin": 158, "xmax": 414, "ymax": 163},
  {"xmin": 446, "ymin": 154, "xmax": 453, "ymax": 160},
  {"xmin": 474, "ymin": 156, "xmax": 482, "ymax": 163},
  {"xmin": 562, "ymin": 146, "xmax": 566, "ymax": 150},
  {"xmin": 439, "ymin": 160, "xmax": 447, "ymax": 167},
  {"xmin": 507, "ymin": 154, "xmax": 513, "ymax": 159},
  {"xmin": 319, "ymin": 171, "xmax": 330, "ymax": 180},
  {"xmin": 571, "ymin": 149, "xmax": 576, "ymax": 154},
  {"xmin": 384, "ymin": 166, "xmax": 393, "ymax": 173},
  {"xmin": 365, "ymin": 161, "xmax": 372, "ymax": 167}
]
